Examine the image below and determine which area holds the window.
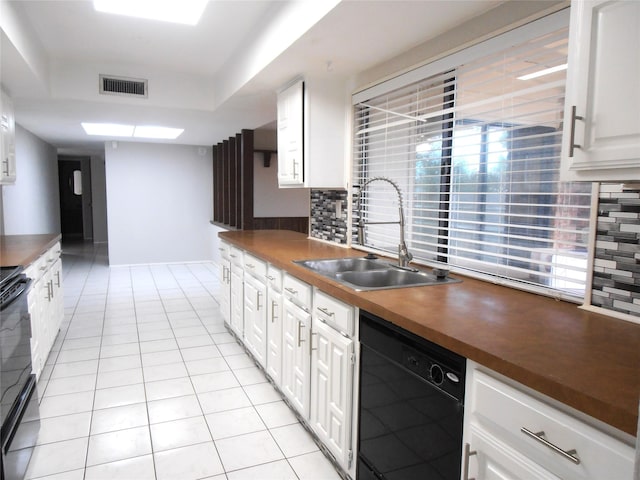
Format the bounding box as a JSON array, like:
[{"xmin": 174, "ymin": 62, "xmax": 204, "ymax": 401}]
[{"xmin": 352, "ymin": 10, "xmax": 592, "ymax": 300}]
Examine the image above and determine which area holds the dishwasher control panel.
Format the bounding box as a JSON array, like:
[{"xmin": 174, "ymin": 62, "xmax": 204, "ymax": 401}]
[{"xmin": 402, "ymin": 344, "xmax": 464, "ymax": 400}]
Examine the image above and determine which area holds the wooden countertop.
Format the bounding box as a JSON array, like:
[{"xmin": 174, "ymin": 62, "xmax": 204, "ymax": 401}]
[
  {"xmin": 0, "ymin": 234, "xmax": 61, "ymax": 267},
  {"xmin": 220, "ymin": 230, "xmax": 640, "ymax": 437}
]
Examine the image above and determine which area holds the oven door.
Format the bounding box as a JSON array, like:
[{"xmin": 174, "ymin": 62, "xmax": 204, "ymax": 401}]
[{"xmin": 1, "ymin": 273, "xmax": 39, "ymax": 480}]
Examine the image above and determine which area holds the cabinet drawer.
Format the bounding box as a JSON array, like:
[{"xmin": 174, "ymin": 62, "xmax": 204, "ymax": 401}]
[
  {"xmin": 26, "ymin": 255, "xmax": 48, "ymax": 282},
  {"xmin": 218, "ymin": 241, "xmax": 231, "ymax": 260},
  {"xmin": 243, "ymin": 252, "xmax": 267, "ymax": 280},
  {"xmin": 45, "ymin": 244, "xmax": 60, "ymax": 267},
  {"xmin": 49, "ymin": 242, "xmax": 62, "ymax": 259},
  {"xmin": 282, "ymin": 274, "xmax": 311, "ymax": 311},
  {"xmin": 266, "ymin": 265, "xmax": 283, "ymax": 292},
  {"xmin": 313, "ymin": 289, "xmax": 354, "ymax": 337},
  {"xmin": 229, "ymin": 247, "xmax": 243, "ymax": 265},
  {"xmin": 471, "ymin": 370, "xmax": 634, "ymax": 480}
]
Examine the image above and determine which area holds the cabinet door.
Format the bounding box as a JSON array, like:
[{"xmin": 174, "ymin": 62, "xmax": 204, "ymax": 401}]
[
  {"xmin": 37, "ymin": 270, "xmax": 53, "ymax": 369},
  {"xmin": 266, "ymin": 287, "xmax": 283, "ymax": 387},
  {"xmin": 244, "ymin": 275, "xmax": 267, "ymax": 368},
  {"xmin": 277, "ymin": 80, "xmax": 304, "ymax": 187},
  {"xmin": 310, "ymin": 319, "xmax": 354, "ymax": 469},
  {"xmin": 230, "ymin": 266, "xmax": 244, "ymax": 339},
  {"xmin": 281, "ymin": 297, "xmax": 311, "ymax": 418},
  {"xmin": 27, "ymin": 282, "xmax": 43, "ymax": 378},
  {"xmin": 466, "ymin": 424, "xmax": 561, "ymax": 480},
  {"xmin": 561, "ymin": 0, "xmax": 640, "ymax": 181},
  {"xmin": 219, "ymin": 259, "xmax": 231, "ymax": 326},
  {"xmin": 0, "ymin": 89, "xmax": 16, "ymax": 184},
  {"xmin": 49, "ymin": 258, "xmax": 64, "ymax": 348}
]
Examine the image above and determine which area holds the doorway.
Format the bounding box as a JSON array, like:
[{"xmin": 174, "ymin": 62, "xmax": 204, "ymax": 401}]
[{"xmin": 58, "ymin": 157, "xmax": 93, "ymax": 241}]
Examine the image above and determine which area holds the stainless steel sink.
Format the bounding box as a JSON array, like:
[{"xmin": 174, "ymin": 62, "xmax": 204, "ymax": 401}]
[
  {"xmin": 295, "ymin": 257, "xmax": 389, "ymax": 274},
  {"xmin": 294, "ymin": 257, "xmax": 461, "ymax": 291}
]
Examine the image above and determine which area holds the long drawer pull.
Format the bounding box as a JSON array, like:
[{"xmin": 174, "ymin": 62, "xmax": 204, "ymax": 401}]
[
  {"xmin": 297, "ymin": 320, "xmax": 305, "ymax": 347},
  {"xmin": 266, "ymin": 275, "xmax": 275, "ymax": 281},
  {"xmin": 246, "ymin": 263, "xmax": 255, "ymax": 269},
  {"xmin": 316, "ymin": 306, "xmax": 334, "ymax": 317},
  {"xmin": 520, "ymin": 428, "xmax": 580, "ymax": 465},
  {"xmin": 271, "ymin": 301, "xmax": 278, "ymax": 322},
  {"xmin": 256, "ymin": 291, "xmax": 262, "ymax": 310},
  {"xmin": 285, "ymin": 287, "xmax": 298, "ymax": 295}
]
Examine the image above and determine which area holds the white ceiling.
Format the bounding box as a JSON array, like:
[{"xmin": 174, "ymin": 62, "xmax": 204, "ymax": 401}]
[{"xmin": 1, "ymin": 0, "xmax": 504, "ymax": 155}]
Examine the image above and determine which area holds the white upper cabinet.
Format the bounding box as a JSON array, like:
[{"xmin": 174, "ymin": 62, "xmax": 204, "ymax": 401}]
[
  {"xmin": 560, "ymin": 0, "xmax": 640, "ymax": 181},
  {"xmin": 0, "ymin": 89, "xmax": 16, "ymax": 185},
  {"xmin": 277, "ymin": 79, "xmax": 305, "ymax": 187},
  {"xmin": 277, "ymin": 76, "xmax": 348, "ymax": 189}
]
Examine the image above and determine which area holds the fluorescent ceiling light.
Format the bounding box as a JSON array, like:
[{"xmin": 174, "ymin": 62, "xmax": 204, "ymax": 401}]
[
  {"xmin": 517, "ymin": 63, "xmax": 568, "ymax": 81},
  {"xmin": 93, "ymin": 0, "xmax": 208, "ymax": 25},
  {"xmin": 134, "ymin": 126, "xmax": 184, "ymax": 139},
  {"xmin": 81, "ymin": 122, "xmax": 134, "ymax": 136},
  {"xmin": 82, "ymin": 123, "xmax": 184, "ymax": 140}
]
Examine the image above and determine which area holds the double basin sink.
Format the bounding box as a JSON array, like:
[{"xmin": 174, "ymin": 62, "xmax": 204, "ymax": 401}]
[{"xmin": 294, "ymin": 256, "xmax": 460, "ymax": 291}]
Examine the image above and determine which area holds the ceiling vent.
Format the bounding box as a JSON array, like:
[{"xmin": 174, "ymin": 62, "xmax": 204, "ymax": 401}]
[{"xmin": 99, "ymin": 75, "xmax": 147, "ymax": 98}]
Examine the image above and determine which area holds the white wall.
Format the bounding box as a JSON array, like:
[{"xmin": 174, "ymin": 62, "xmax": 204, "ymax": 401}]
[
  {"xmin": 105, "ymin": 141, "xmax": 212, "ymax": 265},
  {"xmin": 253, "ymin": 128, "xmax": 309, "ymax": 217},
  {"xmin": 2, "ymin": 124, "xmax": 60, "ymax": 235}
]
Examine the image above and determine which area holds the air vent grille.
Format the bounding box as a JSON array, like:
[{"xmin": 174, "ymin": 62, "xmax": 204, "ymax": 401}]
[{"xmin": 99, "ymin": 75, "xmax": 147, "ymax": 98}]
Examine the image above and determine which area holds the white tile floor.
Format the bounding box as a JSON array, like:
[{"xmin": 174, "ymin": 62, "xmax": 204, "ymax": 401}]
[{"xmin": 28, "ymin": 242, "xmax": 342, "ymax": 480}]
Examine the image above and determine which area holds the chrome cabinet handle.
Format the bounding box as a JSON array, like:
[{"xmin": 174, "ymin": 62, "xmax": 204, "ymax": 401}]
[
  {"xmin": 256, "ymin": 291, "xmax": 262, "ymax": 310},
  {"xmin": 310, "ymin": 331, "xmax": 318, "ymax": 351},
  {"xmin": 568, "ymin": 105, "xmax": 584, "ymax": 158},
  {"xmin": 297, "ymin": 321, "xmax": 305, "ymax": 347},
  {"xmin": 246, "ymin": 263, "xmax": 255, "ymax": 269},
  {"xmin": 285, "ymin": 287, "xmax": 298, "ymax": 295},
  {"xmin": 316, "ymin": 306, "xmax": 334, "ymax": 317},
  {"xmin": 222, "ymin": 266, "xmax": 228, "ymax": 283},
  {"xmin": 56, "ymin": 271, "xmax": 61, "ymax": 287},
  {"xmin": 271, "ymin": 301, "xmax": 278, "ymax": 322},
  {"xmin": 292, "ymin": 160, "xmax": 298, "ymax": 179},
  {"xmin": 266, "ymin": 275, "xmax": 275, "ymax": 281},
  {"xmin": 521, "ymin": 428, "xmax": 580, "ymax": 465},
  {"xmin": 463, "ymin": 443, "xmax": 477, "ymax": 480}
]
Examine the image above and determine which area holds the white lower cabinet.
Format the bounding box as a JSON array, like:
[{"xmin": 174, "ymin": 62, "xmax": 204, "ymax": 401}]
[
  {"xmin": 24, "ymin": 242, "xmax": 64, "ymax": 379},
  {"xmin": 229, "ymin": 247, "xmax": 244, "ymax": 339},
  {"xmin": 309, "ymin": 318, "xmax": 354, "ymax": 469},
  {"xmin": 215, "ymin": 245, "xmax": 357, "ymax": 478},
  {"xmin": 243, "ymin": 273, "xmax": 267, "ymax": 368},
  {"xmin": 281, "ymin": 294, "xmax": 311, "ymax": 418},
  {"xmin": 266, "ymin": 265, "xmax": 283, "ymax": 387},
  {"xmin": 218, "ymin": 242, "xmax": 231, "ymax": 326},
  {"xmin": 463, "ymin": 363, "xmax": 635, "ymax": 480}
]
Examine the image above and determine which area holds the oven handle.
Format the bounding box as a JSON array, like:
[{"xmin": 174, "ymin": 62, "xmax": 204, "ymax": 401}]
[{"xmin": 0, "ymin": 278, "xmax": 32, "ymax": 312}]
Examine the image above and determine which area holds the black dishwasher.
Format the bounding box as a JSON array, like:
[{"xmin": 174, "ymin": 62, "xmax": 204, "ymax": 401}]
[{"xmin": 357, "ymin": 310, "xmax": 465, "ymax": 480}]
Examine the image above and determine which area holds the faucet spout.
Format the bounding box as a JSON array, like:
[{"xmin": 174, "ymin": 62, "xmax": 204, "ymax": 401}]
[{"xmin": 356, "ymin": 176, "xmax": 413, "ymax": 269}]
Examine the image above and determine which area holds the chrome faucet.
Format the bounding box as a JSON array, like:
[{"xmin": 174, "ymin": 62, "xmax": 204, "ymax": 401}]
[{"xmin": 356, "ymin": 176, "xmax": 414, "ymax": 269}]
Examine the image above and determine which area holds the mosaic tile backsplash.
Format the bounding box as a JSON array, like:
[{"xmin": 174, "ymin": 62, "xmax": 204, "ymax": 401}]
[
  {"xmin": 591, "ymin": 184, "xmax": 640, "ymax": 318},
  {"xmin": 310, "ymin": 189, "xmax": 349, "ymax": 244}
]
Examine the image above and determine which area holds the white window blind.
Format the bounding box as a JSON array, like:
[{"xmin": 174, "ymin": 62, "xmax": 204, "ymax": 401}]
[{"xmin": 352, "ymin": 11, "xmax": 592, "ymax": 300}]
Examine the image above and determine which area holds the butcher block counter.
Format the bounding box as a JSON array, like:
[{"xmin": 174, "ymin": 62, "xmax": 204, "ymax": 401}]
[
  {"xmin": 220, "ymin": 229, "xmax": 639, "ymax": 438},
  {"xmin": 0, "ymin": 234, "xmax": 61, "ymax": 267}
]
